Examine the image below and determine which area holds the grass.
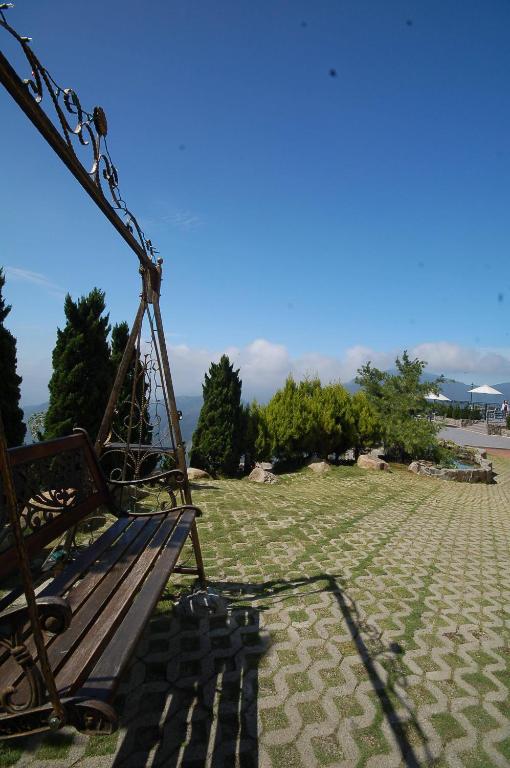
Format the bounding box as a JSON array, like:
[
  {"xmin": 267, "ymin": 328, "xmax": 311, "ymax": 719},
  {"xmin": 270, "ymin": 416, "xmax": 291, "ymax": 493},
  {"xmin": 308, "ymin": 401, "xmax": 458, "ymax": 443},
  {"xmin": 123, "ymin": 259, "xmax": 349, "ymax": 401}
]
[{"xmin": 3, "ymin": 453, "xmax": 510, "ymax": 767}]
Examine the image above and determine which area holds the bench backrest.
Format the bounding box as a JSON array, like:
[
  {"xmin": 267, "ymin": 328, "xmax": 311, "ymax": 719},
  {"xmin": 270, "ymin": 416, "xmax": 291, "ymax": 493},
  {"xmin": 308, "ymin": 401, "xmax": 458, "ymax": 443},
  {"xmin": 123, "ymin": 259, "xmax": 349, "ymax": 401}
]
[{"xmin": 0, "ymin": 430, "xmax": 111, "ymax": 581}]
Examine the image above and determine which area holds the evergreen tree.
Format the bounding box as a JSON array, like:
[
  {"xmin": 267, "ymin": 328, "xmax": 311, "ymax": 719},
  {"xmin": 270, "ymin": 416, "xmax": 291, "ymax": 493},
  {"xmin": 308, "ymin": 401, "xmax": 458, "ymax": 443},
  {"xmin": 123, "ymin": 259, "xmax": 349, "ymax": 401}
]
[
  {"xmin": 355, "ymin": 351, "xmax": 442, "ymax": 461},
  {"xmin": 190, "ymin": 355, "xmax": 243, "ymax": 476},
  {"xmin": 44, "ymin": 289, "xmax": 111, "ymax": 440},
  {"xmin": 308, "ymin": 382, "xmax": 356, "ymax": 459},
  {"xmin": 240, "ymin": 400, "xmax": 267, "ymax": 471},
  {"xmin": 0, "ymin": 268, "xmax": 26, "ymax": 446},
  {"xmin": 350, "ymin": 391, "xmax": 381, "ymax": 458},
  {"xmin": 262, "ymin": 377, "xmax": 356, "ymax": 464},
  {"xmin": 262, "ymin": 376, "xmax": 304, "ymax": 463}
]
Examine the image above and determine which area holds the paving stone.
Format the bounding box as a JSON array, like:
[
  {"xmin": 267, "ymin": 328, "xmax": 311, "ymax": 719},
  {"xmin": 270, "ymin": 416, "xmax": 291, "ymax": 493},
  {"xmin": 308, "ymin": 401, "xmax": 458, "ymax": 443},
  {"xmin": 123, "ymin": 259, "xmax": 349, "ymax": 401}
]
[{"xmin": 4, "ymin": 455, "xmax": 510, "ymax": 767}]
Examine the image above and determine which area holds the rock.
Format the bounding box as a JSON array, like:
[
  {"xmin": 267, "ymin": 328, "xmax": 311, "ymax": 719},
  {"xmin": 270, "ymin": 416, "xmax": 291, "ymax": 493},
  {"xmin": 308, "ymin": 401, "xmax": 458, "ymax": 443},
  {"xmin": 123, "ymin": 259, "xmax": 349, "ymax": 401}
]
[
  {"xmin": 307, "ymin": 460, "xmax": 331, "ymax": 474},
  {"xmin": 109, "ymin": 484, "xmax": 148, "ymax": 506},
  {"xmin": 256, "ymin": 462, "xmax": 274, "ymax": 472},
  {"xmin": 357, "ymin": 455, "xmax": 389, "ymax": 471},
  {"xmin": 187, "ymin": 467, "xmax": 211, "ymax": 480},
  {"xmin": 248, "ymin": 467, "xmax": 278, "ymax": 484}
]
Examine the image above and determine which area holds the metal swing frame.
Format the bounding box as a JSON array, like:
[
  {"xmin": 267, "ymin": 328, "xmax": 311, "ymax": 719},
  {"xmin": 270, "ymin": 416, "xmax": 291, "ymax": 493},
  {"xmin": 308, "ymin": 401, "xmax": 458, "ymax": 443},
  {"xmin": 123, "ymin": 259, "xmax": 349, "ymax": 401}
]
[{"xmin": 0, "ymin": 5, "xmax": 201, "ymax": 732}]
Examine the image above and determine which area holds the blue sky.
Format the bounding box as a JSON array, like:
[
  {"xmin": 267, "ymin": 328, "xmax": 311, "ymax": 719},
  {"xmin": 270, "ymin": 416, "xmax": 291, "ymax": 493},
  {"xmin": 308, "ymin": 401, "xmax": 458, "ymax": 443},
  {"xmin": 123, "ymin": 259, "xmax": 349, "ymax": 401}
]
[{"xmin": 2, "ymin": 0, "xmax": 510, "ymax": 403}]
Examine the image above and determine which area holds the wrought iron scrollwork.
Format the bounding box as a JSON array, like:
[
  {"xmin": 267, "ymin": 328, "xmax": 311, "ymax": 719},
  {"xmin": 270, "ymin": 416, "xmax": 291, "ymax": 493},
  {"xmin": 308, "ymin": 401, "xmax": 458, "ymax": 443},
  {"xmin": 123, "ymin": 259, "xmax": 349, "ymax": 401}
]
[
  {"xmin": 0, "ymin": 597, "xmax": 71, "ymax": 715},
  {"xmin": 0, "ymin": 5, "xmax": 157, "ymax": 265},
  {"xmin": 0, "ymin": 446, "xmax": 97, "ymax": 553}
]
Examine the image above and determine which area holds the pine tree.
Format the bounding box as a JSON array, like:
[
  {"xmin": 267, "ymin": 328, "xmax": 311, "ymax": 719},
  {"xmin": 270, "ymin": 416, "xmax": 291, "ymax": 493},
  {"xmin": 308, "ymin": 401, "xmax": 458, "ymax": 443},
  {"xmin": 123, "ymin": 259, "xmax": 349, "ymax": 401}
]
[
  {"xmin": 0, "ymin": 268, "xmax": 26, "ymax": 446},
  {"xmin": 190, "ymin": 355, "xmax": 243, "ymax": 476},
  {"xmin": 44, "ymin": 289, "xmax": 111, "ymax": 440},
  {"xmin": 356, "ymin": 351, "xmax": 442, "ymax": 461}
]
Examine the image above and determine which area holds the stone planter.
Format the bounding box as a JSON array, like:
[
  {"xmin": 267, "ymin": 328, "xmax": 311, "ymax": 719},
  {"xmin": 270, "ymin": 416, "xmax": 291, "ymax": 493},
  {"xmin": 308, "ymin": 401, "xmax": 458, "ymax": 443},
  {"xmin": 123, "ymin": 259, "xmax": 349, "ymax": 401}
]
[{"xmin": 408, "ymin": 449, "xmax": 493, "ymax": 484}]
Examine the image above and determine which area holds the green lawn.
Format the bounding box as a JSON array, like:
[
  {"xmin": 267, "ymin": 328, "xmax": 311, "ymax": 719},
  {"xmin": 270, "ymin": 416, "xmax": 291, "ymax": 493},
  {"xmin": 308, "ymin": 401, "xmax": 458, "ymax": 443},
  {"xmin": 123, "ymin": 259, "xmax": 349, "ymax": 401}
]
[{"xmin": 2, "ymin": 455, "xmax": 510, "ymax": 767}]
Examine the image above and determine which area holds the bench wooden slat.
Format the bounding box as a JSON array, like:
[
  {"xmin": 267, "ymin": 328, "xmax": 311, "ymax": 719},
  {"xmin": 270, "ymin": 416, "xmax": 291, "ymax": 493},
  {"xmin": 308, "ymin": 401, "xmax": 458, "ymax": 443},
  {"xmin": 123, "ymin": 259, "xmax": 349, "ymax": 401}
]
[
  {"xmin": 7, "ymin": 435, "xmax": 84, "ymax": 465},
  {"xmin": 38, "ymin": 517, "xmax": 131, "ymax": 600},
  {"xmin": 77, "ymin": 509, "xmax": 196, "ymax": 701},
  {"xmin": 55, "ymin": 512, "xmax": 183, "ymax": 694},
  {"xmin": 1, "ymin": 518, "xmax": 154, "ymax": 694},
  {"xmin": 58, "ymin": 518, "xmax": 150, "ymax": 613},
  {"xmin": 46, "ymin": 519, "xmax": 162, "ymax": 678}
]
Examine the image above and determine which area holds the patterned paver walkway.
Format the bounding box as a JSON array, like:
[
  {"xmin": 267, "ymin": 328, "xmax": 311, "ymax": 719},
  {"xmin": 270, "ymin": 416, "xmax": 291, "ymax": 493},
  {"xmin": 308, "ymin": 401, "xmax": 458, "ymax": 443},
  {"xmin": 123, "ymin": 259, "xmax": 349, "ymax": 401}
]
[
  {"xmin": 1, "ymin": 454, "xmax": 510, "ymax": 768},
  {"xmin": 438, "ymin": 426, "xmax": 510, "ymax": 450}
]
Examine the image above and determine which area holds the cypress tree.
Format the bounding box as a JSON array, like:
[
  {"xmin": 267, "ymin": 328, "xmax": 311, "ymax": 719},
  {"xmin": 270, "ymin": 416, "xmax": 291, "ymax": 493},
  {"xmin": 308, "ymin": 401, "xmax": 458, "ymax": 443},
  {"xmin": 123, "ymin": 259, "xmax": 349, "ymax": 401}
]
[
  {"xmin": 190, "ymin": 355, "xmax": 243, "ymax": 476},
  {"xmin": 44, "ymin": 289, "xmax": 111, "ymax": 440},
  {"xmin": 0, "ymin": 268, "xmax": 26, "ymax": 446}
]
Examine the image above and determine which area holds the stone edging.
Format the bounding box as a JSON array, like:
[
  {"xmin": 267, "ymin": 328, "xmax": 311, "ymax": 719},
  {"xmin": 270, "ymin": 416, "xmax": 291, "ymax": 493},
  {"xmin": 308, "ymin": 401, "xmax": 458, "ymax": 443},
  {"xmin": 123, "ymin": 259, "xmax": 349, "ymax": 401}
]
[{"xmin": 409, "ymin": 448, "xmax": 493, "ymax": 483}]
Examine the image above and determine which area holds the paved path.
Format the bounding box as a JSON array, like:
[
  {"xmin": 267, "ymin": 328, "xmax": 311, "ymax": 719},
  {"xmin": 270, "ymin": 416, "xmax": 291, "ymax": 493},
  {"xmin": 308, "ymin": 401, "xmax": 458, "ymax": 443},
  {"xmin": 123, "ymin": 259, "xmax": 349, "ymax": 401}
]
[
  {"xmin": 439, "ymin": 425, "xmax": 510, "ymax": 449},
  {"xmin": 4, "ymin": 457, "xmax": 510, "ymax": 768}
]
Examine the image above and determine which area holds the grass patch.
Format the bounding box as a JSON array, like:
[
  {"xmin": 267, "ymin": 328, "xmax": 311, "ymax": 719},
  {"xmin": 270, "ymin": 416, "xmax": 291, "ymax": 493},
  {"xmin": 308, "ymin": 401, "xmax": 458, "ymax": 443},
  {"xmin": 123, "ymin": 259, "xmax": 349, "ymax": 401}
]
[
  {"xmin": 0, "ymin": 741, "xmax": 25, "ymax": 767},
  {"xmin": 35, "ymin": 732, "xmax": 74, "ymax": 760},
  {"xmin": 84, "ymin": 732, "xmax": 119, "ymax": 757},
  {"xmin": 430, "ymin": 712, "xmax": 466, "ymax": 742}
]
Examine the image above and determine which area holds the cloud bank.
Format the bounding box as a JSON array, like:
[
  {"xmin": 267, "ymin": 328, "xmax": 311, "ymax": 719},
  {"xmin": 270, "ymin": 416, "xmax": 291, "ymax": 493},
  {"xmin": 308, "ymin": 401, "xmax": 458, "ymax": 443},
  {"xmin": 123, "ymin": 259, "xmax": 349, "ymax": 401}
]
[
  {"xmin": 165, "ymin": 339, "xmax": 510, "ymax": 400},
  {"xmin": 20, "ymin": 337, "xmax": 510, "ymax": 405}
]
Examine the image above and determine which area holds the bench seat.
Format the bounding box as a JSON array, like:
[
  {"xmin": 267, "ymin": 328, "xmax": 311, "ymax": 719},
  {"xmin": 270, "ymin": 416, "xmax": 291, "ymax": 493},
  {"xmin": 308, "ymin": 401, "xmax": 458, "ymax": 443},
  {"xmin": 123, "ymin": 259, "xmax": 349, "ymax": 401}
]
[{"xmin": 0, "ymin": 431, "xmax": 204, "ymax": 738}]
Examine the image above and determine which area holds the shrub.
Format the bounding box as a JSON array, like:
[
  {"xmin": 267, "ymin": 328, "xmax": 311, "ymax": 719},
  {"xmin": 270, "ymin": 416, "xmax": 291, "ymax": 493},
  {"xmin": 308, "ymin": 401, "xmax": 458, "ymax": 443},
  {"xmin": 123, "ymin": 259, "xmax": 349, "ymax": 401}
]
[{"xmin": 356, "ymin": 351, "xmax": 442, "ymax": 462}]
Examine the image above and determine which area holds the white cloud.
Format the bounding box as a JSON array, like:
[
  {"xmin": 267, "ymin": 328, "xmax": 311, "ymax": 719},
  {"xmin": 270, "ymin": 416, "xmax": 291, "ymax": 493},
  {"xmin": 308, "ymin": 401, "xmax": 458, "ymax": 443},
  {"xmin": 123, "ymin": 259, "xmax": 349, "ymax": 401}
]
[
  {"xmin": 20, "ymin": 335, "xmax": 510, "ymax": 406},
  {"xmin": 165, "ymin": 339, "xmax": 510, "ymax": 399},
  {"xmin": 410, "ymin": 341, "xmax": 510, "ymax": 376},
  {"xmin": 5, "ymin": 267, "xmax": 65, "ymax": 298},
  {"xmin": 165, "ymin": 209, "xmax": 203, "ymax": 231}
]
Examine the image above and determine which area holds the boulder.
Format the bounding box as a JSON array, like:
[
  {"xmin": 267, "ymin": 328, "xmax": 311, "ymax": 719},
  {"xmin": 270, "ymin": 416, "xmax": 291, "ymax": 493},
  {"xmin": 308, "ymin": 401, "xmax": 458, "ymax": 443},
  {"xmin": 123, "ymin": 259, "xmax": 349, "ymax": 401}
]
[
  {"xmin": 248, "ymin": 467, "xmax": 278, "ymax": 484},
  {"xmin": 256, "ymin": 462, "xmax": 274, "ymax": 472},
  {"xmin": 357, "ymin": 454, "xmax": 389, "ymax": 471},
  {"xmin": 307, "ymin": 460, "xmax": 331, "ymax": 474},
  {"xmin": 187, "ymin": 467, "xmax": 211, "ymax": 480},
  {"xmin": 109, "ymin": 484, "xmax": 148, "ymax": 506}
]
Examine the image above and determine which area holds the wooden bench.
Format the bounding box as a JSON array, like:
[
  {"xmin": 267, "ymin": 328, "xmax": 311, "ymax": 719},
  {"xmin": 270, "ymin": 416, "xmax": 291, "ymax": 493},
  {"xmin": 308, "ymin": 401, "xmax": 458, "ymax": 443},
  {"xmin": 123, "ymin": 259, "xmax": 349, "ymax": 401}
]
[{"xmin": 0, "ymin": 429, "xmax": 205, "ymax": 739}]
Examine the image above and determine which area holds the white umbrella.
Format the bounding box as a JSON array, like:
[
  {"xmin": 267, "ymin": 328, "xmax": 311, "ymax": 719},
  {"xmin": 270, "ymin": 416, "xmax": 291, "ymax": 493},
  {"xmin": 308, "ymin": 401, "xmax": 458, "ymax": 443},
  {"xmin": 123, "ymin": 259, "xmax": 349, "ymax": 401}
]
[
  {"xmin": 425, "ymin": 392, "xmax": 451, "ymax": 402},
  {"xmin": 468, "ymin": 384, "xmax": 503, "ymax": 396}
]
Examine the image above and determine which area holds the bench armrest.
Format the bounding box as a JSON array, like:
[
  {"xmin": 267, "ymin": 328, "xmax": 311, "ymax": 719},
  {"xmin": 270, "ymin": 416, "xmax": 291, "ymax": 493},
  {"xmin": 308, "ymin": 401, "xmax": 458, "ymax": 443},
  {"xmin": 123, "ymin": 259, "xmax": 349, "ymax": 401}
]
[
  {"xmin": 127, "ymin": 504, "xmax": 202, "ymax": 518},
  {"xmin": 0, "ymin": 596, "xmax": 72, "ymax": 635},
  {"xmin": 108, "ymin": 468, "xmax": 186, "ymax": 488}
]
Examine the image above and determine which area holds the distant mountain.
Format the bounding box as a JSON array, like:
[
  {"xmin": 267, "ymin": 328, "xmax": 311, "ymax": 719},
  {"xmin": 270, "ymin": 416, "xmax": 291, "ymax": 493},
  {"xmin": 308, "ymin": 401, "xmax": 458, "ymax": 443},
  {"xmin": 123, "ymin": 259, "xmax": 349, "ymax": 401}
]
[
  {"xmin": 175, "ymin": 395, "xmax": 202, "ymax": 447},
  {"xmin": 21, "ymin": 397, "xmax": 203, "ymax": 448},
  {"xmin": 21, "ymin": 377, "xmax": 510, "ymax": 448}
]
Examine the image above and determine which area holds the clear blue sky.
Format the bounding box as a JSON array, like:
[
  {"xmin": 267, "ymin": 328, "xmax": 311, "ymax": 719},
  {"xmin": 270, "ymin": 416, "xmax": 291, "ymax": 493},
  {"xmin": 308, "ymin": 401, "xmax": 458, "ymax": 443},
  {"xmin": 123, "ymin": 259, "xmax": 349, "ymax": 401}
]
[{"xmin": 2, "ymin": 0, "xmax": 510, "ymax": 403}]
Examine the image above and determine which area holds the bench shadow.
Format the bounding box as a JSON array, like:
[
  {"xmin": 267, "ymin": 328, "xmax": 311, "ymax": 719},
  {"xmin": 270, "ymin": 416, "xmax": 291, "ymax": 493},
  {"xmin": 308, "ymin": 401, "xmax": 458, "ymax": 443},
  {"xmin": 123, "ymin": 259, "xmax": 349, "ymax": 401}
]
[
  {"xmin": 112, "ymin": 582, "xmax": 264, "ymax": 768},
  {"xmin": 111, "ymin": 574, "xmax": 434, "ymax": 768}
]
